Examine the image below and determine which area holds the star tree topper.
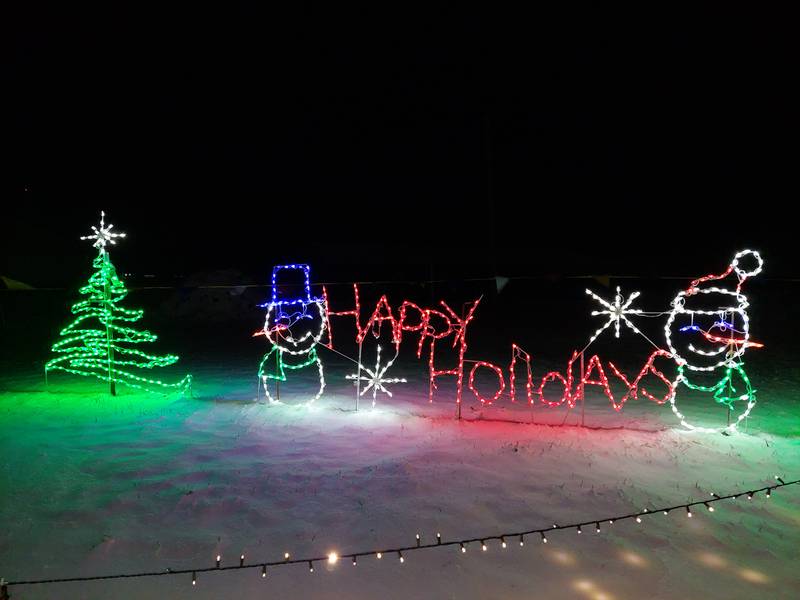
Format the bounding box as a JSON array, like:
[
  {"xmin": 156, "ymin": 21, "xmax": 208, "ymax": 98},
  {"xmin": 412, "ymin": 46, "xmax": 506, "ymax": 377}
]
[
  {"xmin": 346, "ymin": 345, "xmax": 407, "ymax": 406},
  {"xmin": 80, "ymin": 211, "xmax": 126, "ymax": 253},
  {"xmin": 585, "ymin": 286, "xmax": 644, "ymax": 344}
]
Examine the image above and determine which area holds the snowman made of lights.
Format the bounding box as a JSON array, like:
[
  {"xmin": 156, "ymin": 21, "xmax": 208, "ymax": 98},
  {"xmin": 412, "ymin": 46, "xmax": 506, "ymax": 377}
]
[
  {"xmin": 256, "ymin": 264, "xmax": 327, "ymax": 405},
  {"xmin": 664, "ymin": 250, "xmax": 764, "ymax": 433}
]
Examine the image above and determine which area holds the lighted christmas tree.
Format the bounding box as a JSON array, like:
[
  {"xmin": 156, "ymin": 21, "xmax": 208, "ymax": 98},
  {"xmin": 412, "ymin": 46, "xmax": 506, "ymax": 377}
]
[{"xmin": 45, "ymin": 211, "xmax": 191, "ymax": 395}]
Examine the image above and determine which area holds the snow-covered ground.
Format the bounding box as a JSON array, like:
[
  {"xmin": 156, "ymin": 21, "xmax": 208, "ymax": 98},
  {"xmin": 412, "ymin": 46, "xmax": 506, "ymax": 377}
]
[{"xmin": 1, "ymin": 356, "xmax": 799, "ymax": 599}]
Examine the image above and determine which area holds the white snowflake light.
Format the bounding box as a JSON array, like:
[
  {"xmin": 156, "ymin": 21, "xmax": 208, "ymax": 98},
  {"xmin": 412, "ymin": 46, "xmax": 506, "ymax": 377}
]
[
  {"xmin": 346, "ymin": 345, "xmax": 407, "ymax": 406},
  {"xmin": 585, "ymin": 286, "xmax": 643, "ymax": 344},
  {"xmin": 80, "ymin": 210, "xmax": 126, "ymax": 252}
]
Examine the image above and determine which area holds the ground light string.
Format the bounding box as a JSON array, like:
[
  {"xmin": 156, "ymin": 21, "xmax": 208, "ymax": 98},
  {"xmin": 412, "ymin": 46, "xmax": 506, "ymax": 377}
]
[{"xmin": 2, "ymin": 476, "xmax": 796, "ymax": 592}]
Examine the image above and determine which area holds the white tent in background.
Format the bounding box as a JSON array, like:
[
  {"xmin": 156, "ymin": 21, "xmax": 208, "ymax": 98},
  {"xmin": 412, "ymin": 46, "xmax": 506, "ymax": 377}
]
[{"xmin": 0, "ymin": 275, "xmax": 35, "ymax": 290}]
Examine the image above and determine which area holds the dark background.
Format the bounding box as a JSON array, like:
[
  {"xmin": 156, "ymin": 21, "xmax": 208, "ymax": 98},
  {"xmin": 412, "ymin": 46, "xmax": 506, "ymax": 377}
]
[{"xmin": 3, "ymin": 5, "xmax": 796, "ymax": 287}]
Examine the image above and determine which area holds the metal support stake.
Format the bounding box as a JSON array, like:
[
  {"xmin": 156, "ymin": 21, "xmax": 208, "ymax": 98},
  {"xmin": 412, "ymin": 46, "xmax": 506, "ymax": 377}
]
[
  {"xmin": 355, "ymin": 340, "xmax": 363, "ymax": 411},
  {"xmin": 104, "ymin": 269, "xmax": 116, "ymax": 396},
  {"xmin": 580, "ymin": 351, "xmax": 585, "ymax": 427},
  {"xmin": 275, "ymin": 349, "xmax": 280, "ymax": 401}
]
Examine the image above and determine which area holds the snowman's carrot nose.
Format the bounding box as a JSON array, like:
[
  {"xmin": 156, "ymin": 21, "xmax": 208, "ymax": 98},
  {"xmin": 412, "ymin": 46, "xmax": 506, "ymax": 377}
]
[
  {"xmin": 702, "ymin": 331, "xmax": 763, "ymax": 348},
  {"xmin": 253, "ymin": 324, "xmax": 289, "ymax": 337},
  {"xmin": 680, "ymin": 325, "xmax": 763, "ymax": 349}
]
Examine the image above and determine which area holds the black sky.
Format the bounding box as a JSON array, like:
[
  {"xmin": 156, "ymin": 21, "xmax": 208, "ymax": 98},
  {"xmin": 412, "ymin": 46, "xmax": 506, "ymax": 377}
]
[{"xmin": 3, "ymin": 5, "xmax": 796, "ymax": 286}]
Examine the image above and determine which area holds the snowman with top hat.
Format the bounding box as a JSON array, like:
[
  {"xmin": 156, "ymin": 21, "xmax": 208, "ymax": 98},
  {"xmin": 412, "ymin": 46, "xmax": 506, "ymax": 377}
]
[
  {"xmin": 664, "ymin": 250, "xmax": 764, "ymax": 433},
  {"xmin": 256, "ymin": 264, "xmax": 327, "ymax": 405}
]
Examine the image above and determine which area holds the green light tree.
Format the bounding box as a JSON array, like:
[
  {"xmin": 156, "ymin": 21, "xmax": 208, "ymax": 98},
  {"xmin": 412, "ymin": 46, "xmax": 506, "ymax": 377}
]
[{"xmin": 45, "ymin": 212, "xmax": 191, "ymax": 395}]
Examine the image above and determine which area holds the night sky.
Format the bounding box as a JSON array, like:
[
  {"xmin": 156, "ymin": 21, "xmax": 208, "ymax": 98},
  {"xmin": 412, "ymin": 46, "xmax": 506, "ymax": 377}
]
[{"xmin": 3, "ymin": 6, "xmax": 795, "ymax": 287}]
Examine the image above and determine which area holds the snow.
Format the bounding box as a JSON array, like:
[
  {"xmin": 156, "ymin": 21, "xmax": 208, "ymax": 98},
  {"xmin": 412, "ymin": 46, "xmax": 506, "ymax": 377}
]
[{"xmin": 1, "ymin": 357, "xmax": 799, "ymax": 599}]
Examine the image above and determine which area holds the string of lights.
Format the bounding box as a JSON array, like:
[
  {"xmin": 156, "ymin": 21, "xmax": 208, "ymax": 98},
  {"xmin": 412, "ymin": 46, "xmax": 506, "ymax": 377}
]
[{"xmin": 4, "ymin": 476, "xmax": 795, "ymax": 590}]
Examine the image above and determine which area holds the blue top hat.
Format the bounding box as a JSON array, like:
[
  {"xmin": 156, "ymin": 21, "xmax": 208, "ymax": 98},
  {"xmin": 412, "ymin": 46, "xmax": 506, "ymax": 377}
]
[{"xmin": 260, "ymin": 263, "xmax": 324, "ymax": 308}]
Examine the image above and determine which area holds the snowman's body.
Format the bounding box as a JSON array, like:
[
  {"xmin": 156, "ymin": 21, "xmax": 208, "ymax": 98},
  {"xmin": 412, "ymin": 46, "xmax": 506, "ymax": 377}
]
[{"xmin": 663, "ymin": 250, "xmax": 763, "ymax": 433}]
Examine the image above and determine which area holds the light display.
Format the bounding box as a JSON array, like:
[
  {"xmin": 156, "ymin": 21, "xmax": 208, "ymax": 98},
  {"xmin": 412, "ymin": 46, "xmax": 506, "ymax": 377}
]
[
  {"xmin": 45, "ymin": 212, "xmax": 191, "ymax": 395},
  {"xmin": 665, "ymin": 250, "xmax": 763, "ymax": 433},
  {"xmin": 467, "ymin": 360, "xmax": 505, "ymax": 405},
  {"xmin": 324, "ymin": 285, "xmax": 481, "ymax": 414},
  {"xmin": 585, "ymin": 286, "xmax": 644, "ymax": 343},
  {"xmin": 358, "ymin": 295, "xmax": 400, "ymax": 345},
  {"xmin": 533, "ymin": 349, "xmax": 674, "ymax": 412},
  {"xmin": 429, "ymin": 299, "xmax": 481, "ymax": 414},
  {"xmin": 536, "ymin": 351, "xmax": 579, "ymax": 408},
  {"xmin": 256, "ymin": 264, "xmax": 327, "ymax": 405},
  {"xmin": 325, "ymin": 286, "xmax": 677, "ymax": 415},
  {"xmin": 324, "ymin": 284, "xmax": 407, "ymax": 408},
  {"xmin": 323, "ymin": 283, "xmax": 362, "ymax": 349},
  {"xmin": 606, "ymin": 350, "xmax": 674, "ymax": 406},
  {"xmin": 267, "ymin": 250, "xmax": 762, "ymax": 431},
  {"xmin": 575, "ymin": 249, "xmax": 763, "ymax": 431},
  {"xmin": 79, "ymin": 210, "xmax": 126, "ymax": 250},
  {"xmin": 508, "ymin": 344, "xmax": 534, "ymax": 404},
  {"xmin": 664, "ymin": 285, "xmax": 754, "ymax": 372},
  {"xmin": 345, "ymin": 344, "xmax": 407, "ymax": 405}
]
